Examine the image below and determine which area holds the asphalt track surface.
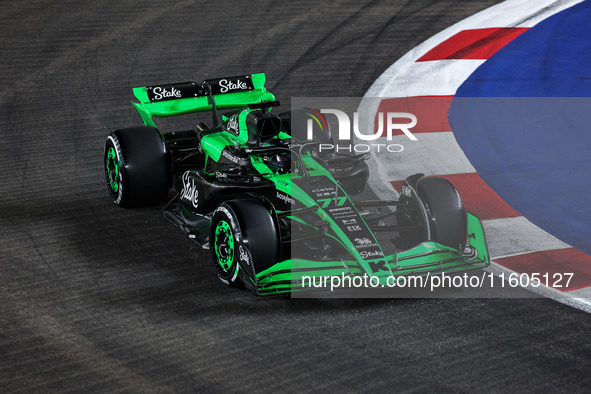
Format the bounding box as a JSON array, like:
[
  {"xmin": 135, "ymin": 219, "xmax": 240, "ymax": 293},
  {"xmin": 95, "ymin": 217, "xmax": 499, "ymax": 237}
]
[{"xmin": 1, "ymin": 1, "xmax": 590, "ymax": 392}]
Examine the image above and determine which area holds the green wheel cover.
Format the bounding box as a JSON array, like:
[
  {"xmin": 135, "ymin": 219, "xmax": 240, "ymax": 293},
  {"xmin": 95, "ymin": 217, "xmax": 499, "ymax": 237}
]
[
  {"xmin": 214, "ymin": 220, "xmax": 234, "ymax": 271},
  {"xmin": 106, "ymin": 147, "xmax": 119, "ymax": 193}
]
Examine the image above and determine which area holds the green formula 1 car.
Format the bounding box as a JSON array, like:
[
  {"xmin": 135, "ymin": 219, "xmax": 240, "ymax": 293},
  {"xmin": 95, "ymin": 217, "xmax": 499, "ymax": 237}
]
[{"xmin": 104, "ymin": 73, "xmax": 489, "ymax": 295}]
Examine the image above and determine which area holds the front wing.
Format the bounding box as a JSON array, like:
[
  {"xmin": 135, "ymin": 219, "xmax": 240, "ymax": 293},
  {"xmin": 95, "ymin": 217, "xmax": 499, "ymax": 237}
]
[{"xmin": 248, "ymin": 213, "xmax": 489, "ymax": 295}]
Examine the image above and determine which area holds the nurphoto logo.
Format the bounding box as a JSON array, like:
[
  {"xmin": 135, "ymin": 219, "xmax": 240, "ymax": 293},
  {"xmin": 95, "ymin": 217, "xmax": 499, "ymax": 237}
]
[{"xmin": 307, "ymin": 109, "xmax": 418, "ymax": 153}]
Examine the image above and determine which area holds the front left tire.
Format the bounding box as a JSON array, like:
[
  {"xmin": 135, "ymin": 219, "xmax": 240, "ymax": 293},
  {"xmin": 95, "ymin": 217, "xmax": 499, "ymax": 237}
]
[{"xmin": 417, "ymin": 177, "xmax": 468, "ymax": 251}]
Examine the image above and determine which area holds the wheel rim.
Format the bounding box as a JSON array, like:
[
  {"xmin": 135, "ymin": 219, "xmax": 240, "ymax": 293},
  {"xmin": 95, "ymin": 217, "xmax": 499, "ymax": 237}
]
[
  {"xmin": 214, "ymin": 220, "xmax": 235, "ymax": 271},
  {"xmin": 105, "ymin": 146, "xmax": 120, "ymax": 193}
]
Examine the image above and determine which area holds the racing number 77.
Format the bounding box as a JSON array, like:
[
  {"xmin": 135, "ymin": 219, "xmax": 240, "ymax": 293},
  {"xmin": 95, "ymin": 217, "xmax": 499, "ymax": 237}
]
[{"xmin": 316, "ymin": 196, "xmax": 347, "ymax": 208}]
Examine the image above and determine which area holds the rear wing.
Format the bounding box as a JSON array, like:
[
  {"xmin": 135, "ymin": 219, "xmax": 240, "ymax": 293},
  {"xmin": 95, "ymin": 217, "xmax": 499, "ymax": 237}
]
[{"xmin": 131, "ymin": 73, "xmax": 275, "ymax": 127}]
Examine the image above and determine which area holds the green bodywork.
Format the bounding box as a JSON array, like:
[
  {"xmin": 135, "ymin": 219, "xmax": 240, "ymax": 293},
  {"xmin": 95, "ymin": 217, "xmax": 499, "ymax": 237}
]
[
  {"xmin": 132, "ymin": 73, "xmax": 274, "ymax": 128},
  {"xmin": 131, "ymin": 73, "xmax": 490, "ymax": 295},
  {"xmin": 132, "ymin": 72, "xmax": 287, "ymax": 163},
  {"xmin": 253, "ymin": 155, "xmax": 489, "ymax": 295},
  {"xmin": 256, "ymin": 212, "xmax": 489, "ymax": 295}
]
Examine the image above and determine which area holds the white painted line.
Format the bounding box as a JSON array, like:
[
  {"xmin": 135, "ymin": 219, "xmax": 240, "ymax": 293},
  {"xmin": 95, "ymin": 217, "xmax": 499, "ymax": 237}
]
[
  {"xmin": 485, "ymin": 262, "xmax": 591, "ymax": 312},
  {"xmin": 566, "ymin": 286, "xmax": 591, "ymax": 302},
  {"xmin": 366, "ymin": 60, "xmax": 485, "ymax": 98},
  {"xmin": 483, "ymin": 216, "xmax": 571, "ymax": 258}
]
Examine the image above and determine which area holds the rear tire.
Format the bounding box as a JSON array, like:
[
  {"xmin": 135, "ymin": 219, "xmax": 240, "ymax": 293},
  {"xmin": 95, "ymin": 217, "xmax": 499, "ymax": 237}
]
[
  {"xmin": 210, "ymin": 199, "xmax": 280, "ymax": 288},
  {"xmin": 104, "ymin": 127, "xmax": 170, "ymax": 208},
  {"xmin": 417, "ymin": 177, "xmax": 467, "ymax": 251}
]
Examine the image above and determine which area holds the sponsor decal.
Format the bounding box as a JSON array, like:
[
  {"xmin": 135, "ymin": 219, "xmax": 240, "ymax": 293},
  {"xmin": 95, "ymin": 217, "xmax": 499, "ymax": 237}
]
[
  {"xmin": 342, "ymin": 218, "xmax": 357, "ymax": 225},
  {"xmin": 401, "ymin": 185, "xmax": 413, "ymax": 198},
  {"xmin": 360, "ymin": 250, "xmax": 384, "ymax": 259},
  {"xmin": 204, "ymin": 75, "xmax": 254, "ymax": 95},
  {"xmin": 328, "ymin": 207, "xmax": 350, "ymax": 213},
  {"xmin": 277, "ymin": 192, "xmax": 295, "ymax": 205},
  {"xmin": 334, "ymin": 213, "xmax": 358, "ymax": 220},
  {"xmin": 347, "ymin": 225, "xmax": 363, "ymax": 232},
  {"xmin": 328, "ymin": 206, "xmax": 358, "ymax": 219},
  {"xmin": 238, "ymin": 245, "xmax": 250, "ymax": 266},
  {"xmin": 180, "ymin": 171, "xmax": 199, "ymax": 208},
  {"xmin": 354, "ymin": 237, "xmax": 379, "ymax": 250},
  {"xmin": 311, "ymin": 187, "xmax": 335, "ymax": 196},
  {"xmin": 146, "ymin": 82, "xmax": 201, "ymax": 102},
  {"xmin": 152, "ymin": 86, "xmax": 182, "ymax": 101},
  {"xmin": 219, "ymin": 78, "xmax": 248, "ymax": 93},
  {"xmin": 222, "ymin": 150, "xmax": 240, "ymax": 163},
  {"xmin": 310, "ymin": 187, "xmax": 337, "ymax": 200},
  {"xmin": 214, "ymin": 171, "xmax": 227, "ymax": 179},
  {"xmin": 227, "ymin": 114, "xmax": 239, "ymax": 133},
  {"xmin": 329, "ymin": 208, "xmax": 353, "ymax": 216}
]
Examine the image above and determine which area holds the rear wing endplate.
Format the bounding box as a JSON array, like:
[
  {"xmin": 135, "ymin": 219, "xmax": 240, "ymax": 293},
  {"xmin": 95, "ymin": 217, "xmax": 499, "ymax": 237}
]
[{"xmin": 131, "ymin": 73, "xmax": 275, "ymax": 127}]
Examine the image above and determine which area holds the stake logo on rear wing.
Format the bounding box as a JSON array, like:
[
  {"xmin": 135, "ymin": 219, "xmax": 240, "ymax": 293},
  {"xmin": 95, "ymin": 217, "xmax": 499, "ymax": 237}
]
[
  {"xmin": 132, "ymin": 73, "xmax": 274, "ymax": 127},
  {"xmin": 145, "ymin": 75, "xmax": 255, "ymax": 103},
  {"xmin": 146, "ymin": 81, "xmax": 202, "ymax": 102},
  {"xmin": 205, "ymin": 75, "xmax": 255, "ymax": 95}
]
